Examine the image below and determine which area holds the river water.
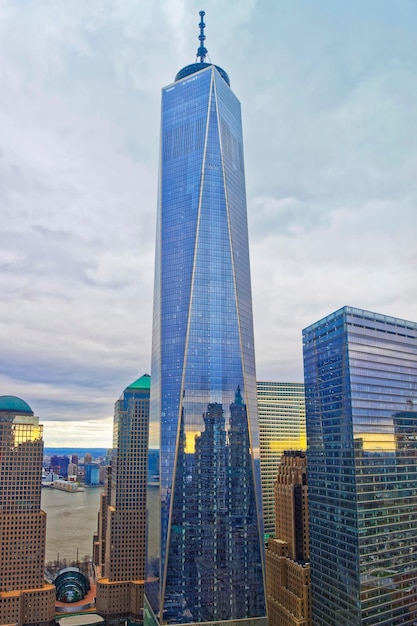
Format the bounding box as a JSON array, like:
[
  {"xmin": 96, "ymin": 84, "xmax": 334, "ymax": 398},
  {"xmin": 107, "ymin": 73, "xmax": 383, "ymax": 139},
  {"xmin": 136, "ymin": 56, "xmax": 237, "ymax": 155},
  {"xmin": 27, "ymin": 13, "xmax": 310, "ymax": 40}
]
[
  {"xmin": 41, "ymin": 485, "xmax": 160, "ymax": 564},
  {"xmin": 41, "ymin": 486, "xmax": 102, "ymax": 563}
]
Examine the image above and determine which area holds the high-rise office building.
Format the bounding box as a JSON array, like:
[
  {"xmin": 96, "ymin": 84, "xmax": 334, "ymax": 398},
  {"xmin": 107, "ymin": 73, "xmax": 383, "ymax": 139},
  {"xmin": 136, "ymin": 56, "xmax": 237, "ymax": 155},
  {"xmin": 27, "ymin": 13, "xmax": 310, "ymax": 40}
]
[
  {"xmin": 265, "ymin": 451, "xmax": 311, "ymax": 626},
  {"xmin": 85, "ymin": 462, "xmax": 100, "ymax": 486},
  {"xmin": 0, "ymin": 395, "xmax": 55, "ymax": 626},
  {"xmin": 50, "ymin": 454, "xmax": 70, "ymax": 477},
  {"xmin": 67, "ymin": 461, "xmax": 77, "ymax": 478},
  {"xmin": 303, "ymin": 306, "xmax": 417, "ymax": 625},
  {"xmin": 257, "ymin": 381, "xmax": 306, "ymax": 534},
  {"xmin": 84, "ymin": 452, "xmax": 93, "ymax": 465},
  {"xmin": 146, "ymin": 12, "xmax": 266, "ymax": 626},
  {"xmin": 95, "ymin": 374, "xmax": 150, "ymax": 624}
]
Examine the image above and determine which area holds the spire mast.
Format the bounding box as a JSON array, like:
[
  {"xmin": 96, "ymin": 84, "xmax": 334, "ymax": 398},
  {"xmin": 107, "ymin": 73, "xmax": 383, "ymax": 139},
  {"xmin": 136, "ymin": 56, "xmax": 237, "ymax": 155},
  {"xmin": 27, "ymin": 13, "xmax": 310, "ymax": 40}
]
[
  {"xmin": 196, "ymin": 10, "xmax": 207, "ymax": 63},
  {"xmin": 175, "ymin": 9, "xmax": 230, "ymax": 86}
]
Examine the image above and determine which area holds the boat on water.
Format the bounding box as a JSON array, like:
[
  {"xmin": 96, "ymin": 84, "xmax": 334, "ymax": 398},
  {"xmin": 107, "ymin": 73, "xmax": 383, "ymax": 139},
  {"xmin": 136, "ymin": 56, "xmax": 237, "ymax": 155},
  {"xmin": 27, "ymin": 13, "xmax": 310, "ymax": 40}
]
[{"xmin": 43, "ymin": 479, "xmax": 84, "ymax": 493}]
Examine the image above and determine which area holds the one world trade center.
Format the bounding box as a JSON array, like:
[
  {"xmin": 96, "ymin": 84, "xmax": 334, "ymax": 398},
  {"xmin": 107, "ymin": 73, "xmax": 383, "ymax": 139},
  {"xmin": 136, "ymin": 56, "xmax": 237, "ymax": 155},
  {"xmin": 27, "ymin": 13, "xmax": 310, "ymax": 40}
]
[{"xmin": 146, "ymin": 12, "xmax": 267, "ymax": 626}]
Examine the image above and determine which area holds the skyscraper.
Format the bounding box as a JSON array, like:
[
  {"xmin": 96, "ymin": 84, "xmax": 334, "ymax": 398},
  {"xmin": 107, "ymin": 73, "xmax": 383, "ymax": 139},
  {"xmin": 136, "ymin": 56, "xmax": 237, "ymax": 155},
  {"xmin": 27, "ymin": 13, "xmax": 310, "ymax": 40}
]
[
  {"xmin": 146, "ymin": 12, "xmax": 266, "ymax": 626},
  {"xmin": 85, "ymin": 462, "xmax": 100, "ymax": 486},
  {"xmin": 303, "ymin": 306, "xmax": 417, "ymax": 625},
  {"xmin": 257, "ymin": 381, "xmax": 306, "ymax": 534},
  {"xmin": 95, "ymin": 374, "xmax": 150, "ymax": 624},
  {"xmin": 265, "ymin": 451, "xmax": 311, "ymax": 626},
  {"xmin": 0, "ymin": 395, "xmax": 55, "ymax": 626},
  {"xmin": 50, "ymin": 454, "xmax": 70, "ymax": 477}
]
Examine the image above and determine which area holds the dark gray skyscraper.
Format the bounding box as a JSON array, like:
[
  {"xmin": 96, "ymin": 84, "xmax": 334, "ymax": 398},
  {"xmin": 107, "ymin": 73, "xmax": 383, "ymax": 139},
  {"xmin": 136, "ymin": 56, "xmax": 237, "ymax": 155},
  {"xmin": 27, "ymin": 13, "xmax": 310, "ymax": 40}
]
[
  {"xmin": 146, "ymin": 11, "xmax": 267, "ymax": 626},
  {"xmin": 303, "ymin": 306, "xmax": 417, "ymax": 625}
]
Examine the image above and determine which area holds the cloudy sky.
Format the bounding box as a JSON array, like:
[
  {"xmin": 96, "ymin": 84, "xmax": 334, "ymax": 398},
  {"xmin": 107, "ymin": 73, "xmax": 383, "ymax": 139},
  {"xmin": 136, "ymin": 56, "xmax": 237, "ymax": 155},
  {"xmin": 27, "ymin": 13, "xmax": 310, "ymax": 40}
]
[{"xmin": 1, "ymin": 0, "xmax": 416, "ymax": 446}]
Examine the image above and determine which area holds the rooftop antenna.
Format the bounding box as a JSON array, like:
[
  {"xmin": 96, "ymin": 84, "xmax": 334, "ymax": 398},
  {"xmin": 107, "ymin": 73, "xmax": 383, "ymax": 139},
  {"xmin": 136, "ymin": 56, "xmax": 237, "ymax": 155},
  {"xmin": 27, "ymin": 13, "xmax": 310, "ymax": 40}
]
[{"xmin": 196, "ymin": 10, "xmax": 208, "ymax": 63}]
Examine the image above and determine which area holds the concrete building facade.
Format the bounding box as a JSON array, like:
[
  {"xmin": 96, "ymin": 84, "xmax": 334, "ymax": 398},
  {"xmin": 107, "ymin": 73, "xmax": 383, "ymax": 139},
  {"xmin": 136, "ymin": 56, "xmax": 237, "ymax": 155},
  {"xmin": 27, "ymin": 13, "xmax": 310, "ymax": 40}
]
[
  {"xmin": 265, "ymin": 451, "xmax": 311, "ymax": 626},
  {"xmin": 95, "ymin": 374, "xmax": 150, "ymax": 625}
]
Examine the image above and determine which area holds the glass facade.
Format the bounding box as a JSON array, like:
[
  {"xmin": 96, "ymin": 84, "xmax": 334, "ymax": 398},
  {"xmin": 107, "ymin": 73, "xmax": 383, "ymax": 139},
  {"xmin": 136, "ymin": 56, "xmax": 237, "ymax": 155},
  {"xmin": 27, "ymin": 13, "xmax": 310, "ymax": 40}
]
[
  {"xmin": 257, "ymin": 381, "xmax": 306, "ymax": 535},
  {"xmin": 303, "ymin": 306, "xmax": 417, "ymax": 625},
  {"xmin": 148, "ymin": 64, "xmax": 266, "ymax": 625}
]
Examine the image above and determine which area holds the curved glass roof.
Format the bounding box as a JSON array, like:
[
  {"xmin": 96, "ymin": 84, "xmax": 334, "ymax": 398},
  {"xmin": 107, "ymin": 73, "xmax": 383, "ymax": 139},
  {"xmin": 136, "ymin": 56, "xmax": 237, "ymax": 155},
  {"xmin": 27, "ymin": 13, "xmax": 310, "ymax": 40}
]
[
  {"xmin": 54, "ymin": 567, "xmax": 90, "ymax": 603},
  {"xmin": 175, "ymin": 63, "xmax": 230, "ymax": 86}
]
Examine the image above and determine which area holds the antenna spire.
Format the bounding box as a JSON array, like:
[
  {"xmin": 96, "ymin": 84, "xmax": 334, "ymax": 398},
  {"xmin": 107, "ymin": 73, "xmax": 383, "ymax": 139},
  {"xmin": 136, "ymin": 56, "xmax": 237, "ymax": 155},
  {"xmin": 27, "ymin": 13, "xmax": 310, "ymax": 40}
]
[{"xmin": 197, "ymin": 10, "xmax": 207, "ymax": 63}]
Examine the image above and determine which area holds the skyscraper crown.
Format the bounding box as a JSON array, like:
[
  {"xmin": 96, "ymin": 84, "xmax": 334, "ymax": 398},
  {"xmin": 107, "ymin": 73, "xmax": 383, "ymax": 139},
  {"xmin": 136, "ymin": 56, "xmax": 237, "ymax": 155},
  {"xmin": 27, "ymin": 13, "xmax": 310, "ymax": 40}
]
[{"xmin": 174, "ymin": 10, "xmax": 230, "ymax": 86}]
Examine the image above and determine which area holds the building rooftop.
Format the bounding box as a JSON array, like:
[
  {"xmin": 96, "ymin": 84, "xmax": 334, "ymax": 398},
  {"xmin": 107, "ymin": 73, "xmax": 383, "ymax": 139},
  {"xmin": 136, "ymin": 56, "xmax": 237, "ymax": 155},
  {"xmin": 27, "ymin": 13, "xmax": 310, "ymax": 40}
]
[
  {"xmin": 126, "ymin": 373, "xmax": 151, "ymax": 391},
  {"xmin": 0, "ymin": 395, "xmax": 33, "ymax": 415},
  {"xmin": 57, "ymin": 615, "xmax": 104, "ymax": 626}
]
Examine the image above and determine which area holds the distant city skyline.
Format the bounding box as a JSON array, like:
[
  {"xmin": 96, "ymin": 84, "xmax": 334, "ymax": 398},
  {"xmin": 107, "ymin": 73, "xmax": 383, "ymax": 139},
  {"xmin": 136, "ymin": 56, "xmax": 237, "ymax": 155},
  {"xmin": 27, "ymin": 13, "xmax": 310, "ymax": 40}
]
[{"xmin": 2, "ymin": 1, "xmax": 417, "ymax": 446}]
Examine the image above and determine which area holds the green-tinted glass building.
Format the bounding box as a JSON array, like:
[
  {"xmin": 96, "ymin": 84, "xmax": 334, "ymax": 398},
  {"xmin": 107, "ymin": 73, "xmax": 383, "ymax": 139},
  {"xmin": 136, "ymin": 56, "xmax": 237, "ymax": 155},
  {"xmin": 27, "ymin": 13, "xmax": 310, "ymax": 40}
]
[
  {"xmin": 303, "ymin": 306, "xmax": 417, "ymax": 625},
  {"xmin": 147, "ymin": 12, "xmax": 266, "ymax": 626}
]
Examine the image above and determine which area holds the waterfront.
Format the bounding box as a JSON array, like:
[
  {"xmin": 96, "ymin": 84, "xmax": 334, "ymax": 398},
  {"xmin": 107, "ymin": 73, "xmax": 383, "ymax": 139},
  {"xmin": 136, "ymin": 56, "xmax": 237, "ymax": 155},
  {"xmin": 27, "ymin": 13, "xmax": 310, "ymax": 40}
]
[{"xmin": 42, "ymin": 486, "xmax": 102, "ymax": 563}]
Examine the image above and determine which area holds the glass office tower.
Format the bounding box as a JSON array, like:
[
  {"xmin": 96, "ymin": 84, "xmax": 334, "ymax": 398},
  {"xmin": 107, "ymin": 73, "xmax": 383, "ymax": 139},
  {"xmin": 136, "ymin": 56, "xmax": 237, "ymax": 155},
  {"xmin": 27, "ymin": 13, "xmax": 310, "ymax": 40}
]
[
  {"xmin": 303, "ymin": 306, "xmax": 417, "ymax": 625},
  {"xmin": 147, "ymin": 13, "xmax": 266, "ymax": 626},
  {"xmin": 257, "ymin": 381, "xmax": 306, "ymax": 534}
]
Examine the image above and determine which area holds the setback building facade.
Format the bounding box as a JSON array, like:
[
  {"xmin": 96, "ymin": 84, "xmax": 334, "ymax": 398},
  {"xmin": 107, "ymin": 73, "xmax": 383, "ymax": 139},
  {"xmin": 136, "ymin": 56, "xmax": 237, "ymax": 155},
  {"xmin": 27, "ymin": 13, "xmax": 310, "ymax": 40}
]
[
  {"xmin": 257, "ymin": 381, "xmax": 306, "ymax": 534},
  {"xmin": 146, "ymin": 12, "xmax": 267, "ymax": 626},
  {"xmin": 303, "ymin": 306, "xmax": 417, "ymax": 625},
  {"xmin": 95, "ymin": 374, "xmax": 150, "ymax": 624},
  {"xmin": 0, "ymin": 395, "xmax": 55, "ymax": 626},
  {"xmin": 265, "ymin": 451, "xmax": 311, "ymax": 626}
]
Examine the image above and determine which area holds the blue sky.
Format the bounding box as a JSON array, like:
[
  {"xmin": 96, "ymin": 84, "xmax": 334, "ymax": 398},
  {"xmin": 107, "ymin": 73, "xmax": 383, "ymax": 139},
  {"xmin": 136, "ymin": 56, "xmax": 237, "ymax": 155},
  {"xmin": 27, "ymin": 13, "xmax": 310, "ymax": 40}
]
[{"xmin": 1, "ymin": 0, "xmax": 417, "ymax": 446}]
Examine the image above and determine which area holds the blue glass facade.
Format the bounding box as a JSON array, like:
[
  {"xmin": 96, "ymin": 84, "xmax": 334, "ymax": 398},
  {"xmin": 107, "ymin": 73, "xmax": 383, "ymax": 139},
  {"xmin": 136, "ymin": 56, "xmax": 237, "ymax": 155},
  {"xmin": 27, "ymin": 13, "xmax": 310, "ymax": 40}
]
[
  {"xmin": 84, "ymin": 462, "xmax": 100, "ymax": 486},
  {"xmin": 303, "ymin": 306, "xmax": 417, "ymax": 625},
  {"xmin": 148, "ymin": 64, "xmax": 266, "ymax": 625}
]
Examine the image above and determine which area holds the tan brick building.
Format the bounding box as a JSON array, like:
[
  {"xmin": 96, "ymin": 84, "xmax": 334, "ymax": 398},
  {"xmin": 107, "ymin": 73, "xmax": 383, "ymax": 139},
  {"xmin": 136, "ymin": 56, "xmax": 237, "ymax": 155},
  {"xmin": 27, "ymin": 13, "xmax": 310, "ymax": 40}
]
[
  {"xmin": 94, "ymin": 375, "xmax": 150, "ymax": 625},
  {"xmin": 265, "ymin": 450, "xmax": 311, "ymax": 626},
  {"xmin": 0, "ymin": 395, "xmax": 55, "ymax": 626}
]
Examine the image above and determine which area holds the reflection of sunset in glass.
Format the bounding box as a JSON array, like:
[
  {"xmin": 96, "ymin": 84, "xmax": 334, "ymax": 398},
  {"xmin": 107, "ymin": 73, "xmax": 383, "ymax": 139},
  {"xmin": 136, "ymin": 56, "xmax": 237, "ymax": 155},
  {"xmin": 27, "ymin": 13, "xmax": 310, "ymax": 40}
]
[
  {"xmin": 257, "ymin": 381, "xmax": 306, "ymax": 534},
  {"xmin": 354, "ymin": 433, "xmax": 395, "ymax": 452},
  {"xmin": 185, "ymin": 430, "xmax": 200, "ymax": 454},
  {"xmin": 148, "ymin": 421, "xmax": 159, "ymax": 448},
  {"xmin": 13, "ymin": 419, "xmax": 42, "ymax": 445},
  {"xmin": 269, "ymin": 436, "xmax": 307, "ymax": 454}
]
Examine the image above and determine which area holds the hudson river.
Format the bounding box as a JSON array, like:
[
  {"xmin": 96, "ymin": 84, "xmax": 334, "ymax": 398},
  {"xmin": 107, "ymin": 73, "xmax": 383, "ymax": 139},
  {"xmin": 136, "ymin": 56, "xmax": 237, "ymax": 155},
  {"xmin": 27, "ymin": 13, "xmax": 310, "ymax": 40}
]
[
  {"xmin": 41, "ymin": 485, "xmax": 160, "ymax": 563},
  {"xmin": 41, "ymin": 486, "xmax": 102, "ymax": 563}
]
